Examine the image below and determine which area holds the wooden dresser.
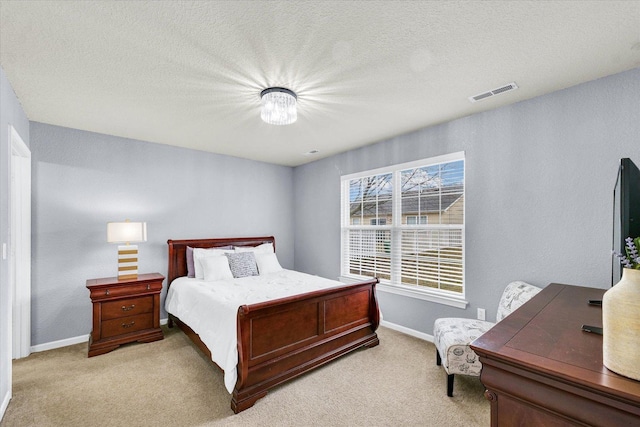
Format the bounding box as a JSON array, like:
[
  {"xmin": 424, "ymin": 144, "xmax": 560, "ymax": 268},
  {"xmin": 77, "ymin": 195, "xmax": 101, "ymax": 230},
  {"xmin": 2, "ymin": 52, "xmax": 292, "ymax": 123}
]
[
  {"xmin": 471, "ymin": 283, "xmax": 640, "ymax": 426},
  {"xmin": 86, "ymin": 272, "xmax": 164, "ymax": 357}
]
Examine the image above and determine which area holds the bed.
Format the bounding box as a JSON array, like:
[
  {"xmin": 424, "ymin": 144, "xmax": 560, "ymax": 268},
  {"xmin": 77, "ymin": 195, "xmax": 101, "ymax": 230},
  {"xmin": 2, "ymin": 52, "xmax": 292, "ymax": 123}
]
[{"xmin": 165, "ymin": 236, "xmax": 380, "ymax": 413}]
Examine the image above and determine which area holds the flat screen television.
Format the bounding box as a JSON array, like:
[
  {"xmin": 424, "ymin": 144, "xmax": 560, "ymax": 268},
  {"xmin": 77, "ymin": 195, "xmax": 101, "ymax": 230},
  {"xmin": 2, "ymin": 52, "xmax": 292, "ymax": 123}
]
[{"xmin": 612, "ymin": 157, "xmax": 640, "ymax": 284}]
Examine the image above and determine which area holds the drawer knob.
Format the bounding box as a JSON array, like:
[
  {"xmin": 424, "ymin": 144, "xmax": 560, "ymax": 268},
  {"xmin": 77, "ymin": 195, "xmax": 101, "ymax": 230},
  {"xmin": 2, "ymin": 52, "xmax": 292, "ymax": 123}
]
[
  {"xmin": 146, "ymin": 284, "xmax": 150, "ymax": 290},
  {"xmin": 121, "ymin": 321, "xmax": 135, "ymax": 329},
  {"xmin": 105, "ymin": 289, "xmax": 110, "ymax": 296},
  {"xmin": 121, "ymin": 304, "xmax": 136, "ymax": 311}
]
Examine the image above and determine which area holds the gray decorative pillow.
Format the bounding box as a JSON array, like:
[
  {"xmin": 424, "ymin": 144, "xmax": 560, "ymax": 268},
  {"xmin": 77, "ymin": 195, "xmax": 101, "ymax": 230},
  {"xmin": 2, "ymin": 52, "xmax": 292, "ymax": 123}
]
[
  {"xmin": 186, "ymin": 246, "xmax": 195, "ymax": 278},
  {"xmin": 225, "ymin": 252, "xmax": 258, "ymax": 278}
]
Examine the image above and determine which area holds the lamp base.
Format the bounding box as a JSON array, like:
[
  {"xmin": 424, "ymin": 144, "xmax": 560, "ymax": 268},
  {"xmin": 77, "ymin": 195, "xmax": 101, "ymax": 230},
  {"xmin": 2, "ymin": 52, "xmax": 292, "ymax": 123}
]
[{"xmin": 117, "ymin": 244, "xmax": 139, "ymax": 281}]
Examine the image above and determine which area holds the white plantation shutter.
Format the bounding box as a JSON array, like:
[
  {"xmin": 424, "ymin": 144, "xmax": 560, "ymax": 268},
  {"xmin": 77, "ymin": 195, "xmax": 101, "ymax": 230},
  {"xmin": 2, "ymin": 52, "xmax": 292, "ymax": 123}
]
[
  {"xmin": 344, "ymin": 229, "xmax": 392, "ymax": 281},
  {"xmin": 341, "ymin": 152, "xmax": 465, "ymax": 297},
  {"xmin": 399, "ymin": 228, "xmax": 463, "ymax": 293}
]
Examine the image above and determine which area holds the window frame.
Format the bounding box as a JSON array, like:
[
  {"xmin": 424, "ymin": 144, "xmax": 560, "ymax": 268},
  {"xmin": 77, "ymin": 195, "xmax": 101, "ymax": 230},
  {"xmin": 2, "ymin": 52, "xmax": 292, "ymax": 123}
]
[{"xmin": 340, "ymin": 151, "xmax": 467, "ymax": 308}]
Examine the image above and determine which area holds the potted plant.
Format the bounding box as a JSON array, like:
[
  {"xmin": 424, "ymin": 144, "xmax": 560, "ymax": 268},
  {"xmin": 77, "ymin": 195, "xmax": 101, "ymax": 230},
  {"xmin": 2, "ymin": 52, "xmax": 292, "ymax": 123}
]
[{"xmin": 604, "ymin": 236, "xmax": 640, "ymax": 380}]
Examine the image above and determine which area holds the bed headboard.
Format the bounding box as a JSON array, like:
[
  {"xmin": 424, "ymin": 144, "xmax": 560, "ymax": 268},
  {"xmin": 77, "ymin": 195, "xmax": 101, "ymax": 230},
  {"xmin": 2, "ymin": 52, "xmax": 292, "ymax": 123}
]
[{"xmin": 166, "ymin": 236, "xmax": 275, "ymax": 286}]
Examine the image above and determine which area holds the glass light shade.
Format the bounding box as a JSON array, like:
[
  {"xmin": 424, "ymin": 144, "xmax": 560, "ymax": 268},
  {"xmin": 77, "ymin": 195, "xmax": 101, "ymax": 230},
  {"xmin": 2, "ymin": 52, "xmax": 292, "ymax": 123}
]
[
  {"xmin": 261, "ymin": 87, "xmax": 297, "ymax": 125},
  {"xmin": 107, "ymin": 221, "xmax": 147, "ymax": 243}
]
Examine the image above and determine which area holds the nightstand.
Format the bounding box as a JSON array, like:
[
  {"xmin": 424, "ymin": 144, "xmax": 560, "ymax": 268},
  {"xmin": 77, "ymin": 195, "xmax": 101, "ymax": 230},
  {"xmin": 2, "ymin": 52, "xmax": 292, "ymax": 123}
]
[{"xmin": 86, "ymin": 272, "xmax": 164, "ymax": 357}]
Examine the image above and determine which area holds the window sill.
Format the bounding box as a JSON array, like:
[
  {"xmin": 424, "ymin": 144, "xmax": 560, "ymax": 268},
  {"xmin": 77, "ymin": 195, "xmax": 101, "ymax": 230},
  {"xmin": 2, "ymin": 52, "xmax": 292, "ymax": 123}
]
[{"xmin": 339, "ymin": 276, "xmax": 468, "ymax": 309}]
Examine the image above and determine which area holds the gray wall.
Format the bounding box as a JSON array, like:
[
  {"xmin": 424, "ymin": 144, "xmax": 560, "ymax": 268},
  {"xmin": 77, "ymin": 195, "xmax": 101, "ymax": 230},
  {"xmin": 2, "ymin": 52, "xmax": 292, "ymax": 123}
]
[
  {"xmin": 293, "ymin": 67, "xmax": 640, "ymax": 335},
  {"xmin": 1, "ymin": 65, "xmax": 30, "ymax": 409},
  {"xmin": 30, "ymin": 123, "xmax": 294, "ymax": 345}
]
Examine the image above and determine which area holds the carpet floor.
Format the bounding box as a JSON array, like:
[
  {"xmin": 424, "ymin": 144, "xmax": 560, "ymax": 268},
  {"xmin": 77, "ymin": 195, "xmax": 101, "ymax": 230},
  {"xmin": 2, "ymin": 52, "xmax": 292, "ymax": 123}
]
[{"xmin": 1, "ymin": 326, "xmax": 489, "ymax": 426}]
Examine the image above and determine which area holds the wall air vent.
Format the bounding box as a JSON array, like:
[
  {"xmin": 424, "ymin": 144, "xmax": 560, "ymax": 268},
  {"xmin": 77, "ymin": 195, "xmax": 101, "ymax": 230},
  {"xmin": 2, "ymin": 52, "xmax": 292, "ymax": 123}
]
[{"xmin": 469, "ymin": 82, "xmax": 518, "ymax": 103}]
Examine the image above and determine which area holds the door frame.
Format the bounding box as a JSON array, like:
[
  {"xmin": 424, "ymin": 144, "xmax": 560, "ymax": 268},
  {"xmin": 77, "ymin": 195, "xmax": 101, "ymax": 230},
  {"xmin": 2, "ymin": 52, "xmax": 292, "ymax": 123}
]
[{"xmin": 10, "ymin": 125, "xmax": 31, "ymax": 359}]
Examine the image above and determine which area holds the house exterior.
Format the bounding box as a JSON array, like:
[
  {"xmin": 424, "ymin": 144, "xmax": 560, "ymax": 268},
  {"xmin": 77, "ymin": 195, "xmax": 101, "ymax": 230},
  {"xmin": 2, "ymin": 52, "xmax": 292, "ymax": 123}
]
[{"xmin": 350, "ymin": 187, "xmax": 464, "ymax": 226}]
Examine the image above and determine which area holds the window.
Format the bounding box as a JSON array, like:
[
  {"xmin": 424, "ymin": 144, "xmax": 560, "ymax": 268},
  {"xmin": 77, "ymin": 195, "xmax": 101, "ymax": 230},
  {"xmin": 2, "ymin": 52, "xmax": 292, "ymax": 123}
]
[
  {"xmin": 341, "ymin": 152, "xmax": 465, "ymax": 300},
  {"xmin": 406, "ymin": 215, "xmax": 427, "ymax": 225}
]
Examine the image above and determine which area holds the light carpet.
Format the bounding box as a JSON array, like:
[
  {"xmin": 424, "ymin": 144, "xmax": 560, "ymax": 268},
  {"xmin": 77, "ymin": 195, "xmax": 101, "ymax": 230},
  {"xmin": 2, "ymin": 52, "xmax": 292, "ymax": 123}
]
[{"xmin": 1, "ymin": 326, "xmax": 489, "ymax": 426}]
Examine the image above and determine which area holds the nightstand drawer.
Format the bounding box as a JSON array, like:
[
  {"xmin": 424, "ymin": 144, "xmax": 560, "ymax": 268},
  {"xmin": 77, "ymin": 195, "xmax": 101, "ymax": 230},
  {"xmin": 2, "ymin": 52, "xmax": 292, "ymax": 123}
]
[
  {"xmin": 88, "ymin": 282, "xmax": 162, "ymax": 300},
  {"xmin": 102, "ymin": 296, "xmax": 153, "ymax": 320},
  {"xmin": 102, "ymin": 313, "xmax": 153, "ymax": 339}
]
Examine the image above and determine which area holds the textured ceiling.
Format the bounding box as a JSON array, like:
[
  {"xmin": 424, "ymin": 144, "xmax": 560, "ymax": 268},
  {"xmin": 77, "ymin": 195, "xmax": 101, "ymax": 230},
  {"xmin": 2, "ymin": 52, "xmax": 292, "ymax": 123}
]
[{"xmin": 1, "ymin": 1, "xmax": 639, "ymax": 166}]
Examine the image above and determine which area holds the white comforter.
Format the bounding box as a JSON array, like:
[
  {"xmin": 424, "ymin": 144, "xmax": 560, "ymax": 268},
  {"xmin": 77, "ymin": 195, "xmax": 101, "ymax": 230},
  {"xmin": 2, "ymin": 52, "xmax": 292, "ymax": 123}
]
[{"xmin": 164, "ymin": 270, "xmax": 343, "ymax": 393}]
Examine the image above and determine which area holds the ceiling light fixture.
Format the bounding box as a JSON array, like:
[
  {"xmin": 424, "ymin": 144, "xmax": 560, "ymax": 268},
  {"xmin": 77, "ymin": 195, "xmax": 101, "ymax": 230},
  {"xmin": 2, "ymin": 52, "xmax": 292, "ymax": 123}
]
[{"xmin": 260, "ymin": 87, "xmax": 297, "ymax": 125}]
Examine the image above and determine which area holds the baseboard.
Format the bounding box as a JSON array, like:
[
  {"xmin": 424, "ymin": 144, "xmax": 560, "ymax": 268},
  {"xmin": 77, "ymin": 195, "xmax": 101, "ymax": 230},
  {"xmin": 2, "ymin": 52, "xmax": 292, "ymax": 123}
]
[
  {"xmin": 380, "ymin": 320, "xmax": 434, "ymax": 343},
  {"xmin": 1, "ymin": 390, "xmax": 11, "ymax": 422},
  {"xmin": 31, "ymin": 318, "xmax": 170, "ymax": 353},
  {"xmin": 30, "ymin": 319, "xmax": 414, "ymax": 354},
  {"xmin": 31, "ymin": 334, "xmax": 90, "ymax": 353}
]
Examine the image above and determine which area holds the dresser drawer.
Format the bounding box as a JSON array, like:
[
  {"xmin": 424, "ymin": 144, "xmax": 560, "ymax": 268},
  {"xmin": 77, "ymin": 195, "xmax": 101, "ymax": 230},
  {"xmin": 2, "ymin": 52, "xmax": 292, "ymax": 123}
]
[
  {"xmin": 101, "ymin": 296, "xmax": 153, "ymax": 320},
  {"xmin": 101, "ymin": 313, "xmax": 153, "ymax": 339}
]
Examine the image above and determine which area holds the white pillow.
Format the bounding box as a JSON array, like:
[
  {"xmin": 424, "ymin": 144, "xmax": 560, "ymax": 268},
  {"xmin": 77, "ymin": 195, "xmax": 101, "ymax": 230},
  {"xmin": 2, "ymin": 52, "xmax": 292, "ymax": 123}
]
[
  {"xmin": 193, "ymin": 247, "xmax": 234, "ymax": 279},
  {"xmin": 255, "ymin": 252, "xmax": 283, "ymax": 275},
  {"xmin": 201, "ymin": 255, "xmax": 234, "ymax": 282},
  {"xmin": 235, "ymin": 242, "xmax": 274, "ymax": 254}
]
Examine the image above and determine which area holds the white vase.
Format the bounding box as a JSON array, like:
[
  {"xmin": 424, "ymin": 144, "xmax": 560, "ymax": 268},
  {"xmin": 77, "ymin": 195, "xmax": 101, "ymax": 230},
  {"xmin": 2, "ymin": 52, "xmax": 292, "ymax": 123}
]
[{"xmin": 603, "ymin": 267, "xmax": 640, "ymax": 380}]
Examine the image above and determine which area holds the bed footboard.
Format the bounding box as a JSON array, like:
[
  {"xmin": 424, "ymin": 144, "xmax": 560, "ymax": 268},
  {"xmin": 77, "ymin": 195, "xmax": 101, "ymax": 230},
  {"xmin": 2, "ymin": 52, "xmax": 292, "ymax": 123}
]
[{"xmin": 231, "ymin": 279, "xmax": 380, "ymax": 413}]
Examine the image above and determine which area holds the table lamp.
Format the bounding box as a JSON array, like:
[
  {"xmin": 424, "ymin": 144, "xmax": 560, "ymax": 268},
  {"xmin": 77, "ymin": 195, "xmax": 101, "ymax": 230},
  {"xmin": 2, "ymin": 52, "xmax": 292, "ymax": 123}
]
[{"xmin": 107, "ymin": 220, "xmax": 147, "ymax": 280}]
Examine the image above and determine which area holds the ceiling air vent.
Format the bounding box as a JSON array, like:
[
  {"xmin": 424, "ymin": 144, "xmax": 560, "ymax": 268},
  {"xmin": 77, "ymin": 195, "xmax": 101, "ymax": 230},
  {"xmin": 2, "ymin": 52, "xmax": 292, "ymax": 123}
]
[{"xmin": 469, "ymin": 82, "xmax": 518, "ymax": 103}]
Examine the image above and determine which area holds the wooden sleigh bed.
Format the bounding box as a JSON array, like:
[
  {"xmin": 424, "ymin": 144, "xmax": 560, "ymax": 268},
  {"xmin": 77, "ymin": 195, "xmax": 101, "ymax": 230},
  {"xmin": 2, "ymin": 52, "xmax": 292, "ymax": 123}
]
[{"xmin": 166, "ymin": 236, "xmax": 380, "ymax": 413}]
